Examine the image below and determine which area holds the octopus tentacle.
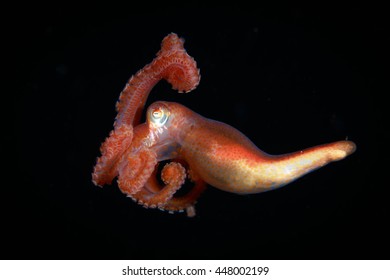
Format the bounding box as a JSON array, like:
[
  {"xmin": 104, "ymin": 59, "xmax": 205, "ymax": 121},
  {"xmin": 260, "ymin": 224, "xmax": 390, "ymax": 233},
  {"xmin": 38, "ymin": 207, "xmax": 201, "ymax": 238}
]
[
  {"xmin": 147, "ymin": 161, "xmax": 207, "ymax": 217},
  {"xmin": 114, "ymin": 33, "xmax": 200, "ymax": 128},
  {"xmin": 92, "ymin": 124, "xmax": 133, "ymax": 186},
  {"xmin": 117, "ymin": 148, "xmax": 157, "ymax": 195},
  {"xmin": 127, "ymin": 161, "xmax": 207, "ymax": 217},
  {"xmin": 161, "ymin": 178, "xmax": 207, "ymax": 217},
  {"xmin": 92, "ymin": 33, "xmax": 199, "ymax": 187},
  {"xmin": 127, "ymin": 162, "xmax": 186, "ymax": 208}
]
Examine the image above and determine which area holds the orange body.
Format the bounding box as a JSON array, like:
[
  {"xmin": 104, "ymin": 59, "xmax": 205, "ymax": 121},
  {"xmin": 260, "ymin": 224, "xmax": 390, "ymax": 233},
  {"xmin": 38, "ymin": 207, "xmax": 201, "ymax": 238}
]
[{"xmin": 146, "ymin": 102, "xmax": 356, "ymax": 195}]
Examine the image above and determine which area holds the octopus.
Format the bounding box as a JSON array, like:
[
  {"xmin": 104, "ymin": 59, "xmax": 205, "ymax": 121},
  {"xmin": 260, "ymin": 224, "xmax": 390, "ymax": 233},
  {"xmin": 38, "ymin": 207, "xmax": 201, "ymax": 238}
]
[{"xmin": 92, "ymin": 33, "xmax": 356, "ymax": 217}]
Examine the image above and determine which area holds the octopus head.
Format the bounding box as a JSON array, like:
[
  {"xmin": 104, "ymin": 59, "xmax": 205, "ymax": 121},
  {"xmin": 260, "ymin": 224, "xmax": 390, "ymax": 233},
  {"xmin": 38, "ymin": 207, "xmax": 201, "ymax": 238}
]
[
  {"xmin": 145, "ymin": 102, "xmax": 173, "ymax": 147},
  {"xmin": 146, "ymin": 101, "xmax": 193, "ymax": 146},
  {"xmin": 147, "ymin": 102, "xmax": 171, "ymax": 129}
]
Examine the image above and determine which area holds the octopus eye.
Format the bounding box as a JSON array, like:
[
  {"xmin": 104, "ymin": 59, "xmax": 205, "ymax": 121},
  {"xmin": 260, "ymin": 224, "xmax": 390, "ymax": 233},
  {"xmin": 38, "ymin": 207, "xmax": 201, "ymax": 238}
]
[
  {"xmin": 152, "ymin": 110, "xmax": 162, "ymax": 119},
  {"xmin": 148, "ymin": 106, "xmax": 169, "ymax": 127}
]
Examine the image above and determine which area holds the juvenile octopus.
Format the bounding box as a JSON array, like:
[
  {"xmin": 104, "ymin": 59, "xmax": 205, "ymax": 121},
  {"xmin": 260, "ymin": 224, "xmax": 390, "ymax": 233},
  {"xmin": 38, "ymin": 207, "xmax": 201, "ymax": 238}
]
[{"xmin": 92, "ymin": 33, "xmax": 356, "ymax": 217}]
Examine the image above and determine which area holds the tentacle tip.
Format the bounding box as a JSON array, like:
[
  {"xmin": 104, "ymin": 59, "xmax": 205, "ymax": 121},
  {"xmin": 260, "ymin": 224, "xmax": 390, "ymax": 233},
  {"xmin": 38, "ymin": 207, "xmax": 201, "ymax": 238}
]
[
  {"xmin": 186, "ymin": 205, "xmax": 196, "ymax": 217},
  {"xmin": 161, "ymin": 162, "xmax": 186, "ymax": 186}
]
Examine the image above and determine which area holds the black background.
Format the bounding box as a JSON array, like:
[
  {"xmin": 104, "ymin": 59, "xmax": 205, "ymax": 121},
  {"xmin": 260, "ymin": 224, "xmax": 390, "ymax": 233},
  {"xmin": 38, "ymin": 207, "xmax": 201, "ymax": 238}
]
[{"xmin": 10, "ymin": 5, "xmax": 387, "ymax": 259}]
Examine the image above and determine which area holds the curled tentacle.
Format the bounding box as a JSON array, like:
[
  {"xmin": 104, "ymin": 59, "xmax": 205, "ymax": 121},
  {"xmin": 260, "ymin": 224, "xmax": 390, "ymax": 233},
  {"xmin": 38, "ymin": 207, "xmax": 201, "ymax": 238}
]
[
  {"xmin": 161, "ymin": 177, "xmax": 207, "ymax": 217},
  {"xmin": 143, "ymin": 161, "xmax": 207, "ymax": 217},
  {"xmin": 127, "ymin": 162, "xmax": 186, "ymax": 208},
  {"xmin": 115, "ymin": 33, "xmax": 200, "ymax": 128},
  {"xmin": 92, "ymin": 33, "xmax": 200, "ymax": 187},
  {"xmin": 92, "ymin": 124, "xmax": 133, "ymax": 186},
  {"xmin": 117, "ymin": 147, "xmax": 157, "ymax": 195},
  {"xmin": 127, "ymin": 161, "xmax": 207, "ymax": 217}
]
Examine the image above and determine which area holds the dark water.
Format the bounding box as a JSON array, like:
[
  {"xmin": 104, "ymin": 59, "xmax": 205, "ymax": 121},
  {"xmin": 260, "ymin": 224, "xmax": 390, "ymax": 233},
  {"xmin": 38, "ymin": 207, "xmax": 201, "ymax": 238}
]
[{"xmin": 11, "ymin": 6, "xmax": 387, "ymax": 259}]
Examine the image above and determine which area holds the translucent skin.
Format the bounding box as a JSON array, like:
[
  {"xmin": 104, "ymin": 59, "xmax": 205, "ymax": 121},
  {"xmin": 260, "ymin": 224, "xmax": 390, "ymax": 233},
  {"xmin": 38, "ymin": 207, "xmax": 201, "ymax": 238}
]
[
  {"xmin": 145, "ymin": 102, "xmax": 356, "ymax": 194},
  {"xmin": 92, "ymin": 33, "xmax": 356, "ymax": 216}
]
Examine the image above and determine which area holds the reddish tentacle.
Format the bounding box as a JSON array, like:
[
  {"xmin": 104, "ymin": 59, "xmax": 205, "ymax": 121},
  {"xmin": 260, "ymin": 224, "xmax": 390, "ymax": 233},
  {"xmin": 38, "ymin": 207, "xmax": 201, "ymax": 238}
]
[
  {"xmin": 114, "ymin": 33, "xmax": 200, "ymax": 128},
  {"xmin": 92, "ymin": 33, "xmax": 200, "ymax": 187},
  {"xmin": 117, "ymin": 148, "xmax": 157, "ymax": 195},
  {"xmin": 127, "ymin": 162, "xmax": 186, "ymax": 208},
  {"xmin": 139, "ymin": 160, "xmax": 207, "ymax": 217},
  {"xmin": 92, "ymin": 124, "xmax": 133, "ymax": 186},
  {"xmin": 161, "ymin": 178, "xmax": 207, "ymax": 217}
]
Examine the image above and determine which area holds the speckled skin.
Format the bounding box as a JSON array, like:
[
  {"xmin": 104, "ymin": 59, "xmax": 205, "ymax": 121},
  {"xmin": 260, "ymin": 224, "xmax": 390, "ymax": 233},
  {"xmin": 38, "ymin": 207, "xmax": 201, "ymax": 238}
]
[{"xmin": 147, "ymin": 101, "xmax": 356, "ymax": 194}]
